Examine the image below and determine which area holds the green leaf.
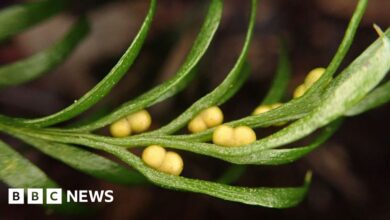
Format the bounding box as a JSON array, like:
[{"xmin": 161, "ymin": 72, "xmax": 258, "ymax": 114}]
[
  {"xmin": 0, "ymin": 18, "xmax": 89, "ymax": 87},
  {"xmin": 237, "ymin": 28, "xmax": 390, "ymax": 152},
  {"xmin": 17, "ymin": 29, "xmax": 388, "ymax": 165},
  {"xmin": 67, "ymin": 0, "xmax": 224, "ymax": 132},
  {"xmin": 229, "ymin": 0, "xmax": 368, "ymax": 129},
  {"xmin": 227, "ymin": 0, "xmax": 368, "ymax": 130},
  {"xmin": 345, "ymin": 80, "xmax": 390, "ymax": 116},
  {"xmin": 0, "ymin": 0, "xmax": 66, "ymax": 41},
  {"xmin": 1, "ymin": 122, "xmax": 311, "ymax": 208},
  {"xmin": 0, "ymin": 120, "xmax": 313, "ymax": 207},
  {"xmin": 304, "ymin": 0, "xmax": 368, "ymax": 94},
  {"xmin": 105, "ymin": 146, "xmax": 312, "ymax": 208},
  {"xmin": 147, "ymin": 64, "xmax": 250, "ymax": 135},
  {"xmin": 217, "ymin": 42, "xmax": 291, "ymax": 183},
  {"xmin": 0, "ymin": 140, "xmax": 87, "ymax": 214},
  {"xmin": 0, "ymin": 0, "xmax": 312, "ymax": 207},
  {"xmin": 228, "ymin": 119, "xmax": 342, "ymax": 165},
  {"xmin": 149, "ymin": 27, "xmax": 385, "ymax": 161},
  {"xmin": 0, "ymin": 0, "xmax": 156, "ymax": 127},
  {"xmin": 0, "ymin": 0, "xmax": 383, "ymax": 209},
  {"xmin": 21, "ymin": 119, "xmax": 338, "ymax": 165},
  {"xmin": 0, "ymin": 140, "xmax": 57, "ymax": 188},
  {"xmin": 217, "ymin": 63, "xmax": 251, "ymax": 105},
  {"xmin": 144, "ymin": 0, "xmax": 368, "ymax": 143},
  {"xmin": 168, "ymin": 27, "xmax": 386, "ymax": 160},
  {"xmin": 148, "ymin": 0, "xmax": 256, "ymax": 135},
  {"xmin": 68, "ymin": 138, "xmax": 312, "ymax": 208},
  {"xmin": 15, "ymin": 134, "xmax": 147, "ymax": 185}
]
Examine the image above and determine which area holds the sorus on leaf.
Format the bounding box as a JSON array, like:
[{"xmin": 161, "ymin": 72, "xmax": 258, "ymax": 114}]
[
  {"xmin": 142, "ymin": 145, "xmax": 184, "ymax": 176},
  {"xmin": 188, "ymin": 106, "xmax": 223, "ymax": 133},
  {"xmin": 109, "ymin": 109, "xmax": 152, "ymax": 137},
  {"xmin": 212, "ymin": 125, "xmax": 256, "ymax": 147},
  {"xmin": 293, "ymin": 67, "xmax": 326, "ymax": 99}
]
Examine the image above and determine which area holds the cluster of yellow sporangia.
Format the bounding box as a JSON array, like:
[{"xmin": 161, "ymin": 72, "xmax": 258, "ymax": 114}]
[
  {"xmin": 293, "ymin": 67, "xmax": 325, "ymax": 98},
  {"xmin": 188, "ymin": 106, "xmax": 257, "ymax": 147},
  {"xmin": 109, "ymin": 68, "xmax": 327, "ymax": 175},
  {"xmin": 212, "ymin": 125, "xmax": 257, "ymax": 147},
  {"xmin": 188, "ymin": 106, "xmax": 223, "ymax": 133},
  {"xmin": 112, "ymin": 68, "xmax": 325, "ymax": 173},
  {"xmin": 109, "ymin": 110, "xmax": 151, "ymax": 137},
  {"xmin": 142, "ymin": 145, "xmax": 183, "ymax": 176},
  {"xmin": 108, "ymin": 106, "xmax": 259, "ymax": 174}
]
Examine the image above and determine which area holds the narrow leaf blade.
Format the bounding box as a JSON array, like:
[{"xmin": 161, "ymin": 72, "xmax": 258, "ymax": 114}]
[
  {"xmin": 0, "ymin": 0, "xmax": 156, "ymax": 127},
  {"xmin": 0, "ymin": 0, "xmax": 66, "ymax": 41},
  {"xmin": 68, "ymin": 0, "xmax": 224, "ymax": 132},
  {"xmin": 16, "ymin": 134, "xmax": 147, "ymax": 185},
  {"xmin": 150, "ymin": 0, "xmax": 256, "ymax": 135},
  {"xmin": 0, "ymin": 140, "xmax": 87, "ymax": 214},
  {"xmin": 0, "ymin": 18, "xmax": 89, "ymax": 87},
  {"xmin": 101, "ymin": 143, "xmax": 312, "ymax": 208}
]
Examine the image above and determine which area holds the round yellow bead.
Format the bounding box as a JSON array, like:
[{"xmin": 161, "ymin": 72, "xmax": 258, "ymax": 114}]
[
  {"xmin": 233, "ymin": 126, "xmax": 257, "ymax": 146},
  {"xmin": 304, "ymin": 67, "xmax": 325, "ymax": 88},
  {"xmin": 109, "ymin": 118, "xmax": 132, "ymax": 137},
  {"xmin": 127, "ymin": 110, "xmax": 152, "ymax": 133},
  {"xmin": 142, "ymin": 145, "xmax": 166, "ymax": 170},
  {"xmin": 293, "ymin": 84, "xmax": 307, "ymax": 99},
  {"xmin": 158, "ymin": 151, "xmax": 184, "ymax": 176},
  {"xmin": 188, "ymin": 116, "xmax": 208, "ymax": 133},
  {"xmin": 201, "ymin": 106, "xmax": 224, "ymax": 127},
  {"xmin": 212, "ymin": 125, "xmax": 235, "ymax": 147},
  {"xmin": 252, "ymin": 105, "xmax": 271, "ymax": 115}
]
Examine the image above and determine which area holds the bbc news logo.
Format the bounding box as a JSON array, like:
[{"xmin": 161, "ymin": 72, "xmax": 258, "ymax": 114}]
[{"xmin": 8, "ymin": 188, "xmax": 114, "ymax": 205}]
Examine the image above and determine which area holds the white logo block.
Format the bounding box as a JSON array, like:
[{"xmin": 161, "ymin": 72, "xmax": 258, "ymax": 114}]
[
  {"xmin": 46, "ymin": 188, "xmax": 62, "ymax": 204},
  {"xmin": 8, "ymin": 188, "xmax": 24, "ymax": 204},
  {"xmin": 27, "ymin": 188, "xmax": 43, "ymax": 204},
  {"xmin": 8, "ymin": 188, "xmax": 114, "ymax": 205}
]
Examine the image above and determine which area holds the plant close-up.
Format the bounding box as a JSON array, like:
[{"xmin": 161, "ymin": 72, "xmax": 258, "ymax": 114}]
[{"xmin": 0, "ymin": 0, "xmax": 389, "ymax": 219}]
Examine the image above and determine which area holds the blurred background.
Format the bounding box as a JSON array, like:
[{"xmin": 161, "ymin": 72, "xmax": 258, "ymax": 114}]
[{"xmin": 0, "ymin": 0, "xmax": 389, "ymax": 219}]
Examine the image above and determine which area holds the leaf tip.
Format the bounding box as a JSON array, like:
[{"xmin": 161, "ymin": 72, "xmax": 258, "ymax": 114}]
[{"xmin": 373, "ymin": 24, "xmax": 385, "ymax": 38}]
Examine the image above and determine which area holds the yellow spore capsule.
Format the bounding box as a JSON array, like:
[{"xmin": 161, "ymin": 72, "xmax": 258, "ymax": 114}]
[
  {"xmin": 158, "ymin": 151, "xmax": 184, "ymax": 176},
  {"xmin": 201, "ymin": 106, "xmax": 224, "ymax": 127},
  {"xmin": 126, "ymin": 110, "xmax": 152, "ymax": 133},
  {"xmin": 109, "ymin": 118, "xmax": 132, "ymax": 137},
  {"xmin": 233, "ymin": 126, "xmax": 257, "ymax": 146},
  {"xmin": 252, "ymin": 103, "xmax": 286, "ymax": 126},
  {"xmin": 293, "ymin": 67, "xmax": 325, "ymax": 99},
  {"xmin": 142, "ymin": 145, "xmax": 166, "ymax": 169},
  {"xmin": 293, "ymin": 84, "xmax": 307, "ymax": 99},
  {"xmin": 252, "ymin": 105, "xmax": 271, "ymax": 115},
  {"xmin": 252, "ymin": 103, "xmax": 282, "ymax": 115},
  {"xmin": 188, "ymin": 106, "xmax": 224, "ymax": 133},
  {"xmin": 304, "ymin": 67, "xmax": 325, "ymax": 88},
  {"xmin": 212, "ymin": 125, "xmax": 235, "ymax": 147},
  {"xmin": 188, "ymin": 116, "xmax": 207, "ymax": 133}
]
